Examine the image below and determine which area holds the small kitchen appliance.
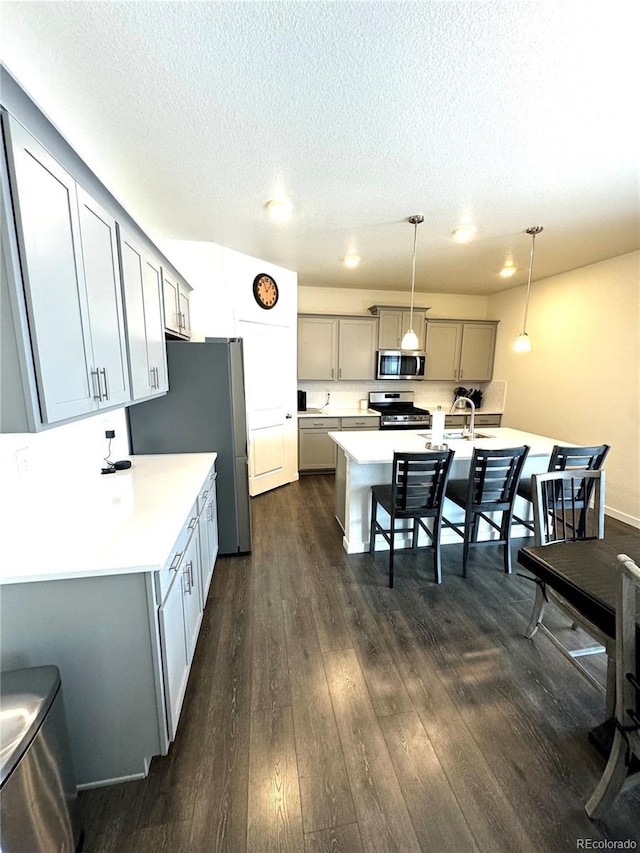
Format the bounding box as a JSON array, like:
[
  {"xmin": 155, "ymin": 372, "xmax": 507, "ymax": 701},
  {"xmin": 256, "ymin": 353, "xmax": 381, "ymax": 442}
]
[
  {"xmin": 376, "ymin": 350, "xmax": 426, "ymax": 380},
  {"xmin": 297, "ymin": 390, "xmax": 307, "ymax": 412},
  {"xmin": 368, "ymin": 391, "xmax": 430, "ymax": 430}
]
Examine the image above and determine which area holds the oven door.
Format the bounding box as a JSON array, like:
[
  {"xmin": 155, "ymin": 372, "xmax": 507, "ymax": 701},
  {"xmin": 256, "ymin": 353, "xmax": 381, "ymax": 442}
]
[{"xmin": 377, "ymin": 351, "xmax": 426, "ymax": 380}]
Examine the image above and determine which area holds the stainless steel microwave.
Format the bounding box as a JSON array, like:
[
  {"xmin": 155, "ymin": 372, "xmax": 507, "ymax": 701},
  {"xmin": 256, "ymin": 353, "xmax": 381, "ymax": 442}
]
[{"xmin": 376, "ymin": 350, "xmax": 426, "ymax": 380}]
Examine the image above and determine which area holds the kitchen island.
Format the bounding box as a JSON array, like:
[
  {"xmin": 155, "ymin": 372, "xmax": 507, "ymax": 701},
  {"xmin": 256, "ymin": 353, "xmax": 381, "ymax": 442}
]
[{"xmin": 329, "ymin": 427, "xmax": 567, "ymax": 554}]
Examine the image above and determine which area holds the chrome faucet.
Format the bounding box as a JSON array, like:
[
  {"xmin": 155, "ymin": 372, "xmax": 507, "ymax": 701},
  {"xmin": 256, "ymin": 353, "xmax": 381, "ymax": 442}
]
[{"xmin": 450, "ymin": 396, "xmax": 476, "ymax": 440}]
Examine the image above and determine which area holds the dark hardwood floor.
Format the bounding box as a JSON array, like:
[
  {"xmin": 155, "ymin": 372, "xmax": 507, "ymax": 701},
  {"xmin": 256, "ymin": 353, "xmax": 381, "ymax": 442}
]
[{"xmin": 80, "ymin": 475, "xmax": 640, "ymax": 852}]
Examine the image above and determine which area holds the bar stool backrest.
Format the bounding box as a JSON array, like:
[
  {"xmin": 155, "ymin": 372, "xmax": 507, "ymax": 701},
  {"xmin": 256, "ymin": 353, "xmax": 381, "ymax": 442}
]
[
  {"xmin": 391, "ymin": 451, "xmax": 453, "ymax": 517},
  {"xmin": 467, "ymin": 446, "xmax": 529, "ymax": 509}
]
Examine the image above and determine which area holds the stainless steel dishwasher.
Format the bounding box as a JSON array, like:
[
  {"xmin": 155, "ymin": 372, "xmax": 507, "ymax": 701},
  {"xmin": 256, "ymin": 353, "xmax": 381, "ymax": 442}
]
[{"xmin": 1, "ymin": 665, "xmax": 83, "ymax": 852}]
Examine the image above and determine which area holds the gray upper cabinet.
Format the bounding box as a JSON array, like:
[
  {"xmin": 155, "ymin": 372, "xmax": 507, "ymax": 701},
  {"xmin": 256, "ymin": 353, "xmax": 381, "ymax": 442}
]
[
  {"xmin": 298, "ymin": 315, "xmax": 377, "ymax": 381},
  {"xmin": 425, "ymin": 319, "xmax": 497, "ymax": 381},
  {"xmin": 119, "ymin": 227, "xmax": 169, "ymax": 400},
  {"xmin": 163, "ymin": 271, "xmax": 192, "ymax": 339},
  {"xmin": 375, "ymin": 307, "xmax": 427, "ymax": 350},
  {"xmin": 3, "ymin": 114, "xmax": 130, "ymax": 425}
]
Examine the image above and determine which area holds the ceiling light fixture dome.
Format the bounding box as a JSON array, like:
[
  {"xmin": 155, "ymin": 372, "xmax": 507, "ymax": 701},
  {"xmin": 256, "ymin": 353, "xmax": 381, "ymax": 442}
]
[
  {"xmin": 400, "ymin": 214, "xmax": 424, "ymax": 351},
  {"xmin": 452, "ymin": 224, "xmax": 477, "ymax": 243},
  {"xmin": 513, "ymin": 226, "xmax": 543, "ymax": 353},
  {"xmin": 500, "ymin": 263, "xmax": 517, "ymax": 278},
  {"xmin": 265, "ymin": 197, "xmax": 292, "ymax": 222},
  {"xmin": 343, "ymin": 253, "xmax": 361, "ymax": 268}
]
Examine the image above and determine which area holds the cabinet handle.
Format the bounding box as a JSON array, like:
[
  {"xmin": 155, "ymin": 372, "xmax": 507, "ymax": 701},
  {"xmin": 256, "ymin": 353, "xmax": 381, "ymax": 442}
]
[
  {"xmin": 339, "ymin": 367, "xmax": 342, "ymax": 379},
  {"xmin": 188, "ymin": 516, "xmax": 198, "ymax": 530},
  {"xmin": 149, "ymin": 367, "xmax": 155, "ymax": 389},
  {"xmin": 459, "ymin": 369, "xmax": 463, "ymax": 379},
  {"xmin": 91, "ymin": 369, "xmax": 102, "ymax": 401},
  {"xmin": 207, "ymin": 502, "xmax": 213, "ymax": 522},
  {"xmin": 169, "ymin": 552, "xmax": 182, "ymax": 572},
  {"xmin": 99, "ymin": 367, "xmax": 109, "ymax": 401},
  {"xmin": 183, "ymin": 562, "xmax": 192, "ymax": 593},
  {"xmin": 201, "ymin": 489, "xmax": 209, "ymax": 502}
]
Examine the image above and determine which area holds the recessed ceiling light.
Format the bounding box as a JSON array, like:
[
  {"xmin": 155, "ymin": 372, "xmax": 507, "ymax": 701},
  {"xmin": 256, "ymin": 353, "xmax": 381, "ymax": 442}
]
[
  {"xmin": 265, "ymin": 197, "xmax": 292, "ymax": 222},
  {"xmin": 500, "ymin": 263, "xmax": 517, "ymax": 278},
  {"xmin": 343, "ymin": 253, "xmax": 361, "ymax": 268},
  {"xmin": 452, "ymin": 224, "xmax": 477, "ymax": 243}
]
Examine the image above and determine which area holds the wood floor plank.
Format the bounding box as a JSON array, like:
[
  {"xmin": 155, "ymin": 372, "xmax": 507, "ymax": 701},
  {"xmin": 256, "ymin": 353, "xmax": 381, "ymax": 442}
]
[
  {"xmin": 373, "ymin": 608, "xmax": 538, "ymax": 853},
  {"xmin": 379, "ymin": 710, "xmax": 480, "ymax": 852},
  {"xmin": 305, "ymin": 822, "xmax": 364, "ymax": 853},
  {"xmin": 187, "ymin": 554, "xmax": 252, "ymax": 853},
  {"xmin": 247, "ymin": 705, "xmax": 304, "ymax": 853},
  {"xmin": 341, "ymin": 579, "xmax": 415, "ymax": 717},
  {"xmin": 323, "ymin": 648, "xmax": 422, "ymax": 853},
  {"xmin": 250, "ymin": 505, "xmax": 290, "ymax": 712},
  {"xmin": 282, "ymin": 595, "xmax": 356, "ymax": 833}
]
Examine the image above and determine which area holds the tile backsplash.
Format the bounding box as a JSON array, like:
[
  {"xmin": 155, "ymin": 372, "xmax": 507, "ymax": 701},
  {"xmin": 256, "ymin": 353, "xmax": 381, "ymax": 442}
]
[{"xmin": 298, "ymin": 380, "xmax": 506, "ymax": 412}]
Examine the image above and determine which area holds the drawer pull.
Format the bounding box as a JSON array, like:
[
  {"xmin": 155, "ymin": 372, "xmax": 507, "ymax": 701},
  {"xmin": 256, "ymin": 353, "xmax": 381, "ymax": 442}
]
[
  {"xmin": 169, "ymin": 552, "xmax": 182, "ymax": 572},
  {"xmin": 188, "ymin": 516, "xmax": 197, "ymax": 530}
]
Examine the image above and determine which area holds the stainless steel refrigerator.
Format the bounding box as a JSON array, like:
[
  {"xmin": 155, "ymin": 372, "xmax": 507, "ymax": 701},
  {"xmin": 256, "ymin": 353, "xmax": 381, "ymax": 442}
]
[{"xmin": 127, "ymin": 338, "xmax": 252, "ymax": 554}]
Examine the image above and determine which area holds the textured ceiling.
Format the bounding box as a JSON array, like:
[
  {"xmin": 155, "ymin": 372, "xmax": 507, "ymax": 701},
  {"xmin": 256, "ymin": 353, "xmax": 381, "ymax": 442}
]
[{"xmin": 1, "ymin": 1, "xmax": 638, "ymax": 295}]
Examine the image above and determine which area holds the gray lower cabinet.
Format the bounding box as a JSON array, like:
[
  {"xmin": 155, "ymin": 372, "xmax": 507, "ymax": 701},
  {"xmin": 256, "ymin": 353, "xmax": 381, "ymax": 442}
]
[
  {"xmin": 1, "ymin": 112, "xmax": 130, "ymax": 428},
  {"xmin": 298, "ymin": 415, "xmax": 379, "ymax": 472},
  {"xmin": 0, "ymin": 462, "xmax": 218, "ymax": 787},
  {"xmin": 299, "ymin": 417, "xmax": 341, "ymax": 471},
  {"xmin": 445, "ymin": 413, "xmax": 502, "ymax": 428}
]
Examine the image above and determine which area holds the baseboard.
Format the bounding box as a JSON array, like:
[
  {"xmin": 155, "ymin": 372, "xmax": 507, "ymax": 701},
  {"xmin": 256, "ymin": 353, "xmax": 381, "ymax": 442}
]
[{"xmin": 605, "ymin": 506, "xmax": 640, "ymax": 529}]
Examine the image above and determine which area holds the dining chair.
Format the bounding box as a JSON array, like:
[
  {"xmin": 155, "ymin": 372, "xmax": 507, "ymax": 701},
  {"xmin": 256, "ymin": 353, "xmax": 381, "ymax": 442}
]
[
  {"xmin": 441, "ymin": 445, "xmax": 530, "ymax": 577},
  {"xmin": 513, "ymin": 444, "xmax": 610, "ymax": 534},
  {"xmin": 369, "ymin": 449, "xmax": 454, "ymax": 588},
  {"xmin": 586, "ymin": 553, "xmax": 640, "ymax": 818},
  {"xmin": 525, "ymin": 469, "xmax": 614, "ymax": 708}
]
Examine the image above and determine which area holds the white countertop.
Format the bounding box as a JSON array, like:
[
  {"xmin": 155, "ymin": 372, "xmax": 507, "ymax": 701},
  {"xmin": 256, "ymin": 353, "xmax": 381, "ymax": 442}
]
[
  {"xmin": 298, "ymin": 408, "xmax": 380, "ymax": 418},
  {"xmin": 328, "ymin": 427, "xmax": 564, "ymax": 465},
  {"xmin": 0, "ymin": 453, "xmax": 216, "ymax": 585}
]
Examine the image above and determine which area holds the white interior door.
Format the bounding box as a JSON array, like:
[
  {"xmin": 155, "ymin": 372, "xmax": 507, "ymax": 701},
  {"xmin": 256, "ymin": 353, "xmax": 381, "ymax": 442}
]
[{"xmin": 237, "ymin": 320, "xmax": 297, "ymax": 496}]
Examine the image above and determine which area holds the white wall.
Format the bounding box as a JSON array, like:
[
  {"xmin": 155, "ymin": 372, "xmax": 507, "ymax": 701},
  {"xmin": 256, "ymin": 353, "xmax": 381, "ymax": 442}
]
[
  {"xmin": 298, "ymin": 285, "xmax": 489, "ymax": 319},
  {"xmin": 490, "ymin": 251, "xmax": 640, "ymax": 526}
]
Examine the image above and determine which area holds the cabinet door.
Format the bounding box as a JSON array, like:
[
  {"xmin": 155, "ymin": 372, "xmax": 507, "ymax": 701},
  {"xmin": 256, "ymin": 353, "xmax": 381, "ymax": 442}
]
[
  {"xmin": 378, "ymin": 309, "xmax": 426, "ymax": 350},
  {"xmin": 5, "ymin": 116, "xmax": 96, "ymax": 423},
  {"xmin": 162, "ymin": 271, "xmax": 180, "ymax": 335},
  {"xmin": 424, "ymin": 322, "xmax": 462, "ymax": 380},
  {"xmin": 120, "ymin": 229, "xmax": 168, "ymax": 399},
  {"xmin": 459, "ymin": 323, "xmax": 497, "ymax": 381},
  {"xmin": 177, "ymin": 282, "xmax": 191, "ymax": 338},
  {"xmin": 201, "ymin": 475, "xmax": 218, "ymax": 602},
  {"xmin": 338, "ymin": 318, "xmax": 377, "ymax": 379},
  {"xmin": 158, "ymin": 567, "xmax": 189, "ymax": 742},
  {"xmin": 76, "ymin": 187, "xmax": 130, "ymax": 408},
  {"xmin": 182, "ymin": 529, "xmax": 201, "ymax": 664},
  {"xmin": 298, "ymin": 429, "xmax": 337, "ymax": 471},
  {"xmin": 297, "ymin": 316, "xmax": 338, "ymax": 380},
  {"xmin": 378, "ymin": 309, "xmax": 403, "ymax": 349},
  {"xmin": 143, "ymin": 258, "xmax": 169, "ymax": 391}
]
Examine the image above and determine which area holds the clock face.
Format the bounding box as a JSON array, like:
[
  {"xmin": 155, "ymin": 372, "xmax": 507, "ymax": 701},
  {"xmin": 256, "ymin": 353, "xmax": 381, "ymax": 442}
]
[{"xmin": 253, "ymin": 273, "xmax": 279, "ymax": 309}]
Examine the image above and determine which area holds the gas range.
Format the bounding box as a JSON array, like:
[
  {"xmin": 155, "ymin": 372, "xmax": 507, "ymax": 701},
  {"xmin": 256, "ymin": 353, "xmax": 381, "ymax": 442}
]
[{"xmin": 368, "ymin": 392, "xmax": 431, "ymax": 430}]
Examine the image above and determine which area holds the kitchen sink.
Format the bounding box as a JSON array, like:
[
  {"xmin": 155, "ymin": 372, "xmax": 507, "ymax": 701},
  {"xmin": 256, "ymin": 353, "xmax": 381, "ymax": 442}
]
[{"xmin": 419, "ymin": 430, "xmax": 495, "ymax": 441}]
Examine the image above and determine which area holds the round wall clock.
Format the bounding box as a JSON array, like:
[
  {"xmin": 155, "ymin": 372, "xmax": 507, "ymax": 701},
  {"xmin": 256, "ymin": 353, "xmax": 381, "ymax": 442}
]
[{"xmin": 252, "ymin": 273, "xmax": 279, "ymax": 309}]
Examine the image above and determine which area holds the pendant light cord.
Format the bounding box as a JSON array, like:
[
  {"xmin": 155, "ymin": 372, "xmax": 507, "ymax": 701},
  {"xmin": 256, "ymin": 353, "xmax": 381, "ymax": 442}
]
[
  {"xmin": 409, "ymin": 220, "xmax": 418, "ymax": 330},
  {"xmin": 521, "ymin": 226, "xmax": 542, "ymax": 334}
]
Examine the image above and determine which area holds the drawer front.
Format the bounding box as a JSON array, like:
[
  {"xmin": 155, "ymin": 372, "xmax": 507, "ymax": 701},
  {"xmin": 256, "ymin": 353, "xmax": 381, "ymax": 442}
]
[
  {"xmin": 198, "ymin": 468, "xmax": 217, "ymax": 514},
  {"xmin": 155, "ymin": 499, "xmax": 199, "ymax": 603},
  {"xmin": 298, "ymin": 417, "xmax": 341, "ymax": 430},
  {"xmin": 475, "ymin": 414, "xmax": 502, "ymax": 427},
  {"xmin": 340, "ymin": 416, "xmax": 380, "ymax": 429}
]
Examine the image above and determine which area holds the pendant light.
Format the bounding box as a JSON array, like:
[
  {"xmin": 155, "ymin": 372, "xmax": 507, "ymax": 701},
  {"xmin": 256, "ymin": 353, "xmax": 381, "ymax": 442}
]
[
  {"xmin": 513, "ymin": 225, "xmax": 543, "ymax": 352},
  {"xmin": 401, "ymin": 214, "xmax": 424, "ymax": 351}
]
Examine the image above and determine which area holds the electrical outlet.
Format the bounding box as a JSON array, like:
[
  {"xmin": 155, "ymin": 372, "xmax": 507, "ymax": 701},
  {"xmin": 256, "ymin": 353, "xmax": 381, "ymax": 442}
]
[{"xmin": 15, "ymin": 446, "xmax": 29, "ymax": 475}]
